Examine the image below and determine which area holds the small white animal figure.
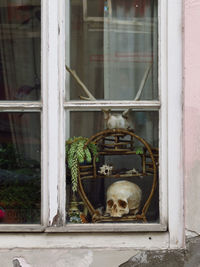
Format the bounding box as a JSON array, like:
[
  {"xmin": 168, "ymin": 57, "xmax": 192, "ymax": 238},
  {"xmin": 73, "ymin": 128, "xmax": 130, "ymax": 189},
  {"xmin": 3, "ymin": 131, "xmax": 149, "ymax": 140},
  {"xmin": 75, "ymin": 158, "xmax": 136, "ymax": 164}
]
[
  {"xmin": 98, "ymin": 164, "xmax": 113, "ymax": 176},
  {"xmin": 106, "ymin": 180, "xmax": 142, "ymax": 217},
  {"xmin": 103, "ymin": 109, "xmax": 132, "ymax": 129}
]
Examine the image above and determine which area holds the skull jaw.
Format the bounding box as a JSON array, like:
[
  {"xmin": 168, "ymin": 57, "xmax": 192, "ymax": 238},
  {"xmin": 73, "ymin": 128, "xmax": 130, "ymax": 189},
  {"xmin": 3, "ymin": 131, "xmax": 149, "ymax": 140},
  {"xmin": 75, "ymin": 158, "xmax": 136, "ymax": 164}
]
[
  {"xmin": 110, "ymin": 213, "xmax": 123, "ymax": 218},
  {"xmin": 106, "ymin": 208, "xmax": 129, "ymax": 218}
]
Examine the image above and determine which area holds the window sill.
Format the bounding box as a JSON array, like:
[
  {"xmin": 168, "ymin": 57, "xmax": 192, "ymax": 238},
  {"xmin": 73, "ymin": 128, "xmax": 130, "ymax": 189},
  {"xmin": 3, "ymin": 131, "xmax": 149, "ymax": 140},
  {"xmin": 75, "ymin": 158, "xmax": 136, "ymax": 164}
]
[
  {"xmin": 0, "ymin": 231, "xmax": 170, "ymax": 250},
  {"xmin": 45, "ymin": 223, "xmax": 167, "ymax": 233}
]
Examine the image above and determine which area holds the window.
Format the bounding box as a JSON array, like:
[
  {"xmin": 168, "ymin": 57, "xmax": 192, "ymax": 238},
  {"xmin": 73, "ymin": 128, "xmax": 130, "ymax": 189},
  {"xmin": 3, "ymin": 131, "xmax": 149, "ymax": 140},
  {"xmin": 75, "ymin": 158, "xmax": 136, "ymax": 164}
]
[
  {"xmin": 65, "ymin": 0, "xmax": 160, "ymax": 227},
  {"xmin": 0, "ymin": 0, "xmax": 184, "ymax": 249}
]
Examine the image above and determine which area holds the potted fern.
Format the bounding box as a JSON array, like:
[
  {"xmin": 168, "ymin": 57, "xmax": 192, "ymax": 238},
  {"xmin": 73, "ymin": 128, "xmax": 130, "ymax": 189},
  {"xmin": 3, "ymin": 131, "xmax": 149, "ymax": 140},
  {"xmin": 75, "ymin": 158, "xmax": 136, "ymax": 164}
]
[{"xmin": 66, "ymin": 137, "xmax": 98, "ymax": 192}]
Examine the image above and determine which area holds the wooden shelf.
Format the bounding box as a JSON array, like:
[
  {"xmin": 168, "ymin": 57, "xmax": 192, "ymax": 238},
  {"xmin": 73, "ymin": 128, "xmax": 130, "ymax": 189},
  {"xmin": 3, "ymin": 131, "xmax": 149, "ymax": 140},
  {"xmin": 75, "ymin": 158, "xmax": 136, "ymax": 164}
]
[
  {"xmin": 76, "ymin": 129, "xmax": 158, "ymax": 223},
  {"xmin": 80, "ymin": 172, "xmax": 148, "ymax": 180}
]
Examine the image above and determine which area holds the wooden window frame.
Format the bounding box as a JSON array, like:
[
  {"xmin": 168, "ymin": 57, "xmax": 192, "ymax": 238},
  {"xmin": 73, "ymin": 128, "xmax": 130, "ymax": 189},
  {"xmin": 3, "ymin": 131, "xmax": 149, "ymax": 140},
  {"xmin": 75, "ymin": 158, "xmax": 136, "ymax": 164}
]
[{"xmin": 0, "ymin": 0, "xmax": 184, "ymax": 250}]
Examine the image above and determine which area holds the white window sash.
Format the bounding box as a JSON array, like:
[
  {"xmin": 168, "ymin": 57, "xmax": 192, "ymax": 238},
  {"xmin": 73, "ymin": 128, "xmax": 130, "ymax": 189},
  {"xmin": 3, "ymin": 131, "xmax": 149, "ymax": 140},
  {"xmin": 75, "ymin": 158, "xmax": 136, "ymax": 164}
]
[
  {"xmin": 55, "ymin": 0, "xmax": 183, "ymax": 248},
  {"xmin": 0, "ymin": 0, "xmax": 184, "ymax": 249},
  {"xmin": 167, "ymin": 0, "xmax": 184, "ymax": 248},
  {"xmin": 62, "ymin": 0, "xmax": 167, "ymax": 232}
]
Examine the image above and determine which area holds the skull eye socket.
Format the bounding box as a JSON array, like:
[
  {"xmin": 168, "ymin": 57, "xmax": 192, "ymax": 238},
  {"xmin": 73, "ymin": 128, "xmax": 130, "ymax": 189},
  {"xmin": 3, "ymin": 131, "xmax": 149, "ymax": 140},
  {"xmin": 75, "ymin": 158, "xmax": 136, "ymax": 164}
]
[
  {"xmin": 107, "ymin": 199, "xmax": 114, "ymax": 208},
  {"xmin": 118, "ymin": 199, "xmax": 127, "ymax": 209}
]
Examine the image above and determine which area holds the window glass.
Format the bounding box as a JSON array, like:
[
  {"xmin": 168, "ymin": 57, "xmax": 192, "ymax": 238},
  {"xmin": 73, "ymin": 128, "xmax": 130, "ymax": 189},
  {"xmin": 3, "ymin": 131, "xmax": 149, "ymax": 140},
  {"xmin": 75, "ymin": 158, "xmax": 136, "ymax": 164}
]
[
  {"xmin": 65, "ymin": 111, "xmax": 159, "ymax": 224},
  {"xmin": 70, "ymin": 111, "xmax": 158, "ymax": 145},
  {"xmin": 67, "ymin": 0, "xmax": 158, "ymax": 101},
  {"xmin": 0, "ymin": 113, "xmax": 41, "ymax": 224},
  {"xmin": 0, "ymin": 0, "xmax": 41, "ymax": 100},
  {"xmin": 87, "ymin": 0, "xmax": 104, "ymax": 17}
]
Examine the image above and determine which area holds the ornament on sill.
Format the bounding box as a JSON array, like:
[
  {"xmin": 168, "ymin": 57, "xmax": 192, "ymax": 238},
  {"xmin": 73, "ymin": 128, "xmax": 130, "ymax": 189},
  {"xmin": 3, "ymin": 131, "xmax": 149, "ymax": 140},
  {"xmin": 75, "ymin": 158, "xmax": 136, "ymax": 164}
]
[
  {"xmin": 105, "ymin": 180, "xmax": 142, "ymax": 217},
  {"xmin": 68, "ymin": 193, "xmax": 88, "ymax": 223},
  {"xmin": 98, "ymin": 164, "xmax": 113, "ymax": 176},
  {"xmin": 68, "ymin": 212, "xmax": 87, "ymax": 224}
]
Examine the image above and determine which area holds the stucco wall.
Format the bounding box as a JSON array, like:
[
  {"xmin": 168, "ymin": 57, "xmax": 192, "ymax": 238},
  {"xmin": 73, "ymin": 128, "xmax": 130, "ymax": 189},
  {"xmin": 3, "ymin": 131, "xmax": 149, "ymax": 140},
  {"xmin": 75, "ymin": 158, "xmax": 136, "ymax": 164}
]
[
  {"xmin": 184, "ymin": 0, "xmax": 200, "ymax": 235},
  {"xmin": 0, "ymin": 249, "xmax": 138, "ymax": 267}
]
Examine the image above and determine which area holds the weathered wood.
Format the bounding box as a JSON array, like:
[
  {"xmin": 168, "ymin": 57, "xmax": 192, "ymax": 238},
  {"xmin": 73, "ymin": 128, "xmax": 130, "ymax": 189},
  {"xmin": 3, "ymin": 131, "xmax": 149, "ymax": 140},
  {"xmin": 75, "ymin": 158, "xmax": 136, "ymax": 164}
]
[
  {"xmin": 47, "ymin": 224, "xmax": 167, "ymax": 232},
  {"xmin": 0, "ymin": 225, "xmax": 45, "ymax": 232}
]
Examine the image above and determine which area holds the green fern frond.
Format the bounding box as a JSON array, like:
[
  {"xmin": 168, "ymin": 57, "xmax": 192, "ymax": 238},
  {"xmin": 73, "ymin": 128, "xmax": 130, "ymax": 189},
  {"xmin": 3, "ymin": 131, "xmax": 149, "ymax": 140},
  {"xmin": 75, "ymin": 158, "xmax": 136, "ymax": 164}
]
[{"xmin": 66, "ymin": 137, "xmax": 99, "ymax": 192}]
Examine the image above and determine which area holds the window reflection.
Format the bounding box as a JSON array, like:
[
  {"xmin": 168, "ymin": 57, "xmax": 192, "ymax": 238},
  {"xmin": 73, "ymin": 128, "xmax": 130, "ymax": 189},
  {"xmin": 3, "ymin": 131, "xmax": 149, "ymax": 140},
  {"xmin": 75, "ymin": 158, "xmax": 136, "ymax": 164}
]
[
  {"xmin": 0, "ymin": 1, "xmax": 41, "ymax": 100},
  {"xmin": 0, "ymin": 113, "xmax": 41, "ymax": 224},
  {"xmin": 68, "ymin": 0, "xmax": 158, "ymax": 100},
  {"xmin": 66, "ymin": 111, "xmax": 159, "ymax": 224}
]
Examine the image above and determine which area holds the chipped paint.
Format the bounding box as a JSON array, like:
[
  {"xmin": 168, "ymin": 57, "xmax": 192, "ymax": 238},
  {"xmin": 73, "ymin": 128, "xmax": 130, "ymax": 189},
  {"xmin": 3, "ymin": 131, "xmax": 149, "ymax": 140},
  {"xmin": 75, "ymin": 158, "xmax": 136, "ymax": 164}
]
[
  {"xmin": 185, "ymin": 229, "xmax": 200, "ymax": 238},
  {"xmin": 13, "ymin": 257, "xmax": 31, "ymax": 267},
  {"xmin": 51, "ymin": 210, "xmax": 63, "ymax": 226}
]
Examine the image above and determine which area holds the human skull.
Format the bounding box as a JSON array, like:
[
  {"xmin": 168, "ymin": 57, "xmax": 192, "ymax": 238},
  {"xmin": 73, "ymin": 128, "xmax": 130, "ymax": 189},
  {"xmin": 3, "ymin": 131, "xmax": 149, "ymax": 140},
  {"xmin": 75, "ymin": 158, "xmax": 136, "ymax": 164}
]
[{"xmin": 106, "ymin": 180, "xmax": 142, "ymax": 217}]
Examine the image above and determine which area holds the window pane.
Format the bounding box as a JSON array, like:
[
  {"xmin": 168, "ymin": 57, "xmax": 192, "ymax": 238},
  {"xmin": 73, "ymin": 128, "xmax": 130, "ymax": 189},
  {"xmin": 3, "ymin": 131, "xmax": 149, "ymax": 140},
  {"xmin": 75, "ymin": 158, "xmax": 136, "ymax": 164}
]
[
  {"xmin": 0, "ymin": 113, "xmax": 41, "ymax": 224},
  {"xmin": 67, "ymin": 0, "xmax": 158, "ymax": 100},
  {"xmin": 65, "ymin": 111, "xmax": 159, "ymax": 224},
  {"xmin": 87, "ymin": 0, "xmax": 104, "ymax": 17},
  {"xmin": 0, "ymin": 1, "xmax": 41, "ymax": 100}
]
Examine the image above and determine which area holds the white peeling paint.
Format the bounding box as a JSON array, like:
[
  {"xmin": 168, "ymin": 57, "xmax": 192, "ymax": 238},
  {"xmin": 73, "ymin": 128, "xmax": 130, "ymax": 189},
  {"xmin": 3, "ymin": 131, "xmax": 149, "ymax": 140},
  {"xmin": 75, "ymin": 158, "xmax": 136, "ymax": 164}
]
[
  {"xmin": 13, "ymin": 257, "xmax": 32, "ymax": 267},
  {"xmin": 185, "ymin": 229, "xmax": 200, "ymax": 238},
  {"xmin": 0, "ymin": 233, "xmax": 169, "ymax": 250}
]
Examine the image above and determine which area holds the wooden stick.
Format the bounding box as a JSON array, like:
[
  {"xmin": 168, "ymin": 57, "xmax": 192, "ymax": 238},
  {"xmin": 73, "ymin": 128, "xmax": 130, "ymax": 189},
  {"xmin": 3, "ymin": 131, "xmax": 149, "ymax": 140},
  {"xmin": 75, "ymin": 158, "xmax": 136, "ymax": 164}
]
[
  {"xmin": 65, "ymin": 65, "xmax": 96, "ymax": 101},
  {"xmin": 66, "ymin": 63, "xmax": 152, "ymax": 102},
  {"xmin": 134, "ymin": 63, "xmax": 152, "ymax": 101}
]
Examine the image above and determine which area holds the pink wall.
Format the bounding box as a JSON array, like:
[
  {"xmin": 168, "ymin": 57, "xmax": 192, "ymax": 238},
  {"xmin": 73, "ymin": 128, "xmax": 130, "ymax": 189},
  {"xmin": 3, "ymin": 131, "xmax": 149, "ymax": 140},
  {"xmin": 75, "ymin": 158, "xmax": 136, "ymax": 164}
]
[{"xmin": 184, "ymin": 0, "xmax": 200, "ymax": 232}]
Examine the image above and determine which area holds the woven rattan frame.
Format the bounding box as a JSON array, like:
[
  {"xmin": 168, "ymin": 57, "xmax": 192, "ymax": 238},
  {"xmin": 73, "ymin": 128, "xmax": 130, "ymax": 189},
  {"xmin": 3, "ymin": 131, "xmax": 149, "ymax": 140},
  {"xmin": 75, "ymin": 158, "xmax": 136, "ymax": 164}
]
[{"xmin": 77, "ymin": 129, "xmax": 158, "ymax": 223}]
